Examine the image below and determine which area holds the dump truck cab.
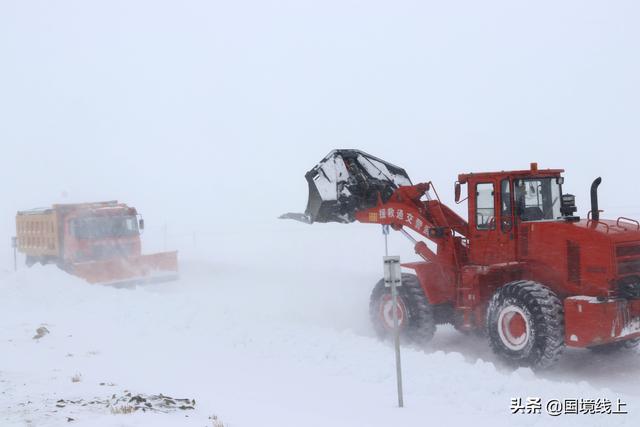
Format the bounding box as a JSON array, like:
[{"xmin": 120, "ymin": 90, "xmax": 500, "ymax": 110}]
[{"xmin": 62, "ymin": 203, "xmax": 143, "ymax": 263}]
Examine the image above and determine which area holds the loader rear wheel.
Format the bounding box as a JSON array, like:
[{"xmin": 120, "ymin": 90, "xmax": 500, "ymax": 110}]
[
  {"xmin": 487, "ymin": 280, "xmax": 564, "ymax": 369},
  {"xmin": 369, "ymin": 273, "xmax": 435, "ymax": 346},
  {"xmin": 588, "ymin": 338, "xmax": 640, "ymax": 354}
]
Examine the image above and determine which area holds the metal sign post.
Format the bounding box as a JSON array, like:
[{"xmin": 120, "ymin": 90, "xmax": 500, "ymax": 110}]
[
  {"xmin": 11, "ymin": 236, "xmax": 17, "ymax": 272},
  {"xmin": 383, "ymin": 229, "xmax": 404, "ymax": 408}
]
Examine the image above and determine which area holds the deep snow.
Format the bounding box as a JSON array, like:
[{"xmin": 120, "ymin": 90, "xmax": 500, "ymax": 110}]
[
  {"xmin": 2, "ymin": 225, "xmax": 640, "ymax": 427},
  {"xmin": 3, "ymin": 1, "xmax": 640, "ymax": 426}
]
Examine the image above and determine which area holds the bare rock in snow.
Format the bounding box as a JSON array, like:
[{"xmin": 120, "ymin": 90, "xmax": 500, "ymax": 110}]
[
  {"xmin": 52, "ymin": 392, "xmax": 196, "ymax": 417},
  {"xmin": 32, "ymin": 326, "xmax": 50, "ymax": 340}
]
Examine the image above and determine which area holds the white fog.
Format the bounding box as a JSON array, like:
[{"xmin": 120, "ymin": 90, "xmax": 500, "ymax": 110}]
[{"xmin": 1, "ymin": 1, "xmax": 639, "ymax": 426}]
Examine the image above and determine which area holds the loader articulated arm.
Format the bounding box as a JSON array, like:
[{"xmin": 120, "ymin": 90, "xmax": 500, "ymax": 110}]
[
  {"xmin": 359, "ymin": 182, "xmax": 469, "ymax": 238},
  {"xmin": 354, "ymin": 182, "xmax": 468, "ymax": 266},
  {"xmin": 280, "ymin": 149, "xmax": 469, "ymax": 268}
]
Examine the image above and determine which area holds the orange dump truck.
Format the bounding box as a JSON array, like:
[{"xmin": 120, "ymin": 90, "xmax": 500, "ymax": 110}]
[{"xmin": 16, "ymin": 201, "xmax": 178, "ymax": 284}]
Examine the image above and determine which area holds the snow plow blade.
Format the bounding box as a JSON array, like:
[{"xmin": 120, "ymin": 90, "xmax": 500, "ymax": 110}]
[
  {"xmin": 69, "ymin": 251, "xmax": 179, "ymax": 285},
  {"xmin": 279, "ymin": 149, "xmax": 412, "ymax": 224}
]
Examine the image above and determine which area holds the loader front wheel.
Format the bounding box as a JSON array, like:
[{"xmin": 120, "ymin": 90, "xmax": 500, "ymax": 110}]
[
  {"xmin": 369, "ymin": 273, "xmax": 436, "ymax": 346},
  {"xmin": 487, "ymin": 280, "xmax": 564, "ymax": 370}
]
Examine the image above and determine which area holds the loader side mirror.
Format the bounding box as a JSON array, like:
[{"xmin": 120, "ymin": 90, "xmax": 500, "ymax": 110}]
[
  {"xmin": 138, "ymin": 219, "xmax": 145, "ymax": 230},
  {"xmin": 454, "ymin": 181, "xmax": 468, "ymax": 204}
]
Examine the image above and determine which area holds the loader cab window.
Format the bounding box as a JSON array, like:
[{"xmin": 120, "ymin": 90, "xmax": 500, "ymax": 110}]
[
  {"xmin": 500, "ymin": 179, "xmax": 512, "ymax": 232},
  {"xmin": 514, "ymin": 177, "xmax": 562, "ymax": 222},
  {"xmin": 476, "ymin": 183, "xmax": 495, "ymax": 230}
]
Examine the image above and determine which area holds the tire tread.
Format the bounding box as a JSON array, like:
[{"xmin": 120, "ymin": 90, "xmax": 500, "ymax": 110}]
[
  {"xmin": 487, "ymin": 280, "xmax": 565, "ymax": 369},
  {"xmin": 369, "ymin": 273, "xmax": 436, "ymax": 346}
]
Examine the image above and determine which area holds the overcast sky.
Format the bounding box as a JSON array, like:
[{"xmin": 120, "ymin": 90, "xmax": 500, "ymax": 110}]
[{"xmin": 1, "ymin": 0, "xmax": 639, "ymax": 246}]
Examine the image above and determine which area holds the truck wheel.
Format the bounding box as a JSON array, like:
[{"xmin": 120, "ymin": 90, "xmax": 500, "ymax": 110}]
[
  {"xmin": 588, "ymin": 338, "xmax": 640, "ymax": 353},
  {"xmin": 369, "ymin": 273, "xmax": 436, "ymax": 346},
  {"xmin": 487, "ymin": 280, "xmax": 564, "ymax": 369},
  {"xmin": 25, "ymin": 256, "xmax": 36, "ymax": 268}
]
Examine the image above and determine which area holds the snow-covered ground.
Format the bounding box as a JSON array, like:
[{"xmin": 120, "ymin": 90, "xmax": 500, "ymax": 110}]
[
  {"xmin": 2, "ymin": 225, "xmax": 640, "ymax": 427},
  {"xmin": 3, "ymin": 1, "xmax": 640, "ymax": 426}
]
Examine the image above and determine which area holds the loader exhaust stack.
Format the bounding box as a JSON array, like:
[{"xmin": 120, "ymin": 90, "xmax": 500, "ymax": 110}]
[
  {"xmin": 590, "ymin": 177, "xmax": 602, "ymax": 222},
  {"xmin": 280, "ymin": 149, "xmax": 412, "ymax": 224}
]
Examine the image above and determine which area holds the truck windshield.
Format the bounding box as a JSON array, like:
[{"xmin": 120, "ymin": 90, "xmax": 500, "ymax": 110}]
[
  {"xmin": 514, "ymin": 177, "xmax": 562, "ymax": 222},
  {"xmin": 71, "ymin": 216, "xmax": 139, "ymax": 239}
]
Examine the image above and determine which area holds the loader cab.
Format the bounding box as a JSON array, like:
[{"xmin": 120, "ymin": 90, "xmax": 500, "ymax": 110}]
[{"xmin": 459, "ymin": 164, "xmax": 565, "ymax": 265}]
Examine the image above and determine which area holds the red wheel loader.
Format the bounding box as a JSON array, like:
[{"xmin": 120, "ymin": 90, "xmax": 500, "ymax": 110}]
[
  {"xmin": 282, "ymin": 150, "xmax": 640, "ymax": 369},
  {"xmin": 16, "ymin": 201, "xmax": 178, "ymax": 285}
]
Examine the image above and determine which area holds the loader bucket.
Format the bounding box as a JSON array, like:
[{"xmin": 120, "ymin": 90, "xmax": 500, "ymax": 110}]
[
  {"xmin": 69, "ymin": 251, "xmax": 178, "ymax": 286},
  {"xmin": 280, "ymin": 149, "xmax": 412, "ymax": 224}
]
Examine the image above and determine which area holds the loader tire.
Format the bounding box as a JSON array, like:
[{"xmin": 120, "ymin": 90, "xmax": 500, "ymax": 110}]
[
  {"xmin": 369, "ymin": 273, "xmax": 436, "ymax": 346},
  {"xmin": 588, "ymin": 338, "xmax": 640, "ymax": 354},
  {"xmin": 487, "ymin": 280, "xmax": 564, "ymax": 370}
]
